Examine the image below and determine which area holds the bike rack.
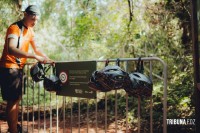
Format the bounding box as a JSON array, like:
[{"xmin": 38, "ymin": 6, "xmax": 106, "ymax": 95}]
[{"xmin": 0, "ymin": 57, "xmax": 167, "ymax": 133}]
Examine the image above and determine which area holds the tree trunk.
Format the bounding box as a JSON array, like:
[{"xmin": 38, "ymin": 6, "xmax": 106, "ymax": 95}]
[{"xmin": 191, "ymin": 0, "xmax": 200, "ymax": 132}]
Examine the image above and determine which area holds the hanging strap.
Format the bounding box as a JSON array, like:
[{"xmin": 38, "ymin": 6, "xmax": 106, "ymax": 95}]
[
  {"xmin": 105, "ymin": 59, "xmax": 110, "ymax": 67},
  {"xmin": 136, "ymin": 57, "xmax": 144, "ymax": 74},
  {"xmin": 52, "ymin": 64, "xmax": 56, "ymax": 75},
  {"xmin": 44, "ymin": 64, "xmax": 51, "ymax": 74},
  {"xmin": 140, "ymin": 60, "xmax": 144, "ymax": 74},
  {"xmin": 17, "ymin": 25, "xmax": 24, "ymax": 48},
  {"xmin": 116, "ymin": 58, "xmax": 120, "ymax": 66},
  {"xmin": 43, "ymin": 63, "xmax": 56, "ymax": 76},
  {"xmin": 16, "ymin": 22, "xmax": 24, "ymax": 67}
]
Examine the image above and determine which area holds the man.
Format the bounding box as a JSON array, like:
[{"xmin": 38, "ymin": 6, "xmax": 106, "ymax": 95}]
[{"xmin": 0, "ymin": 5, "xmax": 52, "ymax": 133}]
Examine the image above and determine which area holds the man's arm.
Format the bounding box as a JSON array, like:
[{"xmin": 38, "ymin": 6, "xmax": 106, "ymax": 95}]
[
  {"xmin": 30, "ymin": 40, "xmax": 53, "ymax": 62},
  {"xmin": 8, "ymin": 38, "xmax": 45, "ymax": 62}
]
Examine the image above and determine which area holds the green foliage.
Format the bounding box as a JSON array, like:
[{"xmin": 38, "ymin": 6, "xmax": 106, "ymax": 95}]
[
  {"xmin": 0, "ymin": 0, "xmax": 20, "ymax": 52},
  {"xmin": 0, "ymin": 0, "xmax": 194, "ymax": 132}
]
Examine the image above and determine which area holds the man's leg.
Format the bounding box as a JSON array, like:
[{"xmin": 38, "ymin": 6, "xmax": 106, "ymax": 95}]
[
  {"xmin": 6, "ymin": 97, "xmax": 21, "ymax": 133},
  {"xmin": 0, "ymin": 68, "xmax": 23, "ymax": 133}
]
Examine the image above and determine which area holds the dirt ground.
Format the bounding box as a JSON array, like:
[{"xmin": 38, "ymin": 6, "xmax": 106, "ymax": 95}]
[
  {"xmin": 0, "ymin": 119, "xmax": 133, "ymax": 133},
  {"xmin": 0, "ymin": 105, "xmax": 134, "ymax": 133},
  {"xmin": 0, "ymin": 99, "xmax": 136, "ymax": 133}
]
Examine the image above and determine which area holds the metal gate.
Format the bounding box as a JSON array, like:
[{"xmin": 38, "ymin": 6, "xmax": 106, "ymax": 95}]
[{"xmin": 0, "ymin": 57, "xmax": 167, "ymax": 133}]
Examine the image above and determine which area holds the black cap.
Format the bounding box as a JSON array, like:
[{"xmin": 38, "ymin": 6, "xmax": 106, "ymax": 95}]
[{"xmin": 25, "ymin": 5, "xmax": 40, "ymax": 16}]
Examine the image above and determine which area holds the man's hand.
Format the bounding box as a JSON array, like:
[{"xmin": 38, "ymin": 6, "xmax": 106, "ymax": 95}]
[
  {"xmin": 44, "ymin": 56, "xmax": 54, "ymax": 64},
  {"xmin": 35, "ymin": 55, "xmax": 54, "ymax": 64},
  {"xmin": 35, "ymin": 55, "xmax": 45, "ymax": 63},
  {"xmin": 44, "ymin": 56, "xmax": 54, "ymax": 63}
]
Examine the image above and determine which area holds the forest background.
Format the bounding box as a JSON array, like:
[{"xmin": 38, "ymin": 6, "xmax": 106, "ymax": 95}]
[{"xmin": 0, "ymin": 0, "xmax": 194, "ymax": 132}]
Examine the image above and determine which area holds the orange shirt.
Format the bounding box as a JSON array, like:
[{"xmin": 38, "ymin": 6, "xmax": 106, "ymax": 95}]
[{"xmin": 0, "ymin": 21, "xmax": 34, "ymax": 69}]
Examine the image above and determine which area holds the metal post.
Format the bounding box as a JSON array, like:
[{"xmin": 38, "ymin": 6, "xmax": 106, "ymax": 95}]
[
  {"xmin": 26, "ymin": 65, "xmax": 29, "ymax": 133},
  {"xmin": 126, "ymin": 93, "xmax": 129, "ymax": 133},
  {"xmin": 63, "ymin": 96, "xmax": 66, "ymax": 133},
  {"xmin": 87, "ymin": 99, "xmax": 89, "ymax": 133},
  {"xmin": 138, "ymin": 96, "xmax": 141, "ymax": 133},
  {"xmin": 21, "ymin": 69, "xmax": 24, "ymax": 133},
  {"xmin": 50, "ymin": 65, "xmax": 53, "ymax": 133},
  {"xmin": 32, "ymin": 82, "xmax": 35, "ymax": 133},
  {"xmin": 95, "ymin": 94, "xmax": 98, "ymax": 133},
  {"xmin": 162, "ymin": 60, "xmax": 168, "ymax": 133},
  {"xmin": 150, "ymin": 60, "xmax": 153, "ymax": 133},
  {"xmin": 56, "ymin": 95, "xmax": 59, "ymax": 133},
  {"xmin": 115, "ymin": 90, "xmax": 117, "ymax": 133},
  {"xmin": 38, "ymin": 83, "xmax": 40, "ymax": 132},
  {"xmin": 50, "ymin": 93, "xmax": 52, "ymax": 133},
  {"xmin": 78, "ymin": 98, "xmax": 80, "ymax": 133},
  {"xmin": 44, "ymin": 87, "xmax": 46, "ymax": 132},
  {"xmin": 125, "ymin": 61, "xmax": 129, "ymax": 133},
  {"xmin": 70, "ymin": 97, "xmax": 73, "ymax": 133},
  {"xmin": 105, "ymin": 92, "xmax": 107, "ymax": 133}
]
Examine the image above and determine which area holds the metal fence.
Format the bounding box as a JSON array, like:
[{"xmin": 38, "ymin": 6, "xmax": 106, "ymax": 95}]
[{"xmin": 0, "ymin": 57, "xmax": 167, "ymax": 133}]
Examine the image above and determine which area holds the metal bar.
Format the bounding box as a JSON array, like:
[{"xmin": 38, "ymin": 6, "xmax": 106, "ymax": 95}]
[
  {"xmin": 21, "ymin": 69, "xmax": 24, "ymax": 133},
  {"xmin": 44, "ymin": 87, "xmax": 46, "ymax": 132},
  {"xmin": 138, "ymin": 96, "xmax": 141, "ymax": 133},
  {"xmin": 70, "ymin": 97, "xmax": 73, "ymax": 133},
  {"xmin": 56, "ymin": 95, "xmax": 59, "ymax": 133},
  {"xmin": 115, "ymin": 90, "xmax": 117, "ymax": 133},
  {"xmin": 50, "ymin": 93, "xmax": 52, "ymax": 133},
  {"xmin": 25, "ymin": 57, "xmax": 167, "ymax": 65},
  {"xmin": 95, "ymin": 94, "xmax": 98, "ymax": 133},
  {"xmin": 26, "ymin": 65, "xmax": 29, "ymax": 133},
  {"xmin": 50, "ymin": 65, "xmax": 53, "ymax": 133},
  {"xmin": 32, "ymin": 82, "xmax": 35, "ymax": 133},
  {"xmin": 38, "ymin": 83, "xmax": 40, "ymax": 132},
  {"xmin": 149, "ymin": 60, "xmax": 153, "ymax": 133},
  {"xmin": 105, "ymin": 92, "xmax": 107, "ymax": 133},
  {"xmin": 52, "ymin": 57, "xmax": 168, "ymax": 63},
  {"xmin": 63, "ymin": 96, "xmax": 66, "ymax": 133},
  {"xmin": 78, "ymin": 98, "xmax": 80, "ymax": 133},
  {"xmin": 125, "ymin": 61, "xmax": 129, "ymax": 133},
  {"xmin": 87, "ymin": 99, "xmax": 89, "ymax": 133},
  {"xmin": 163, "ymin": 61, "xmax": 168, "ymax": 133},
  {"xmin": 126, "ymin": 93, "xmax": 129, "ymax": 133}
]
